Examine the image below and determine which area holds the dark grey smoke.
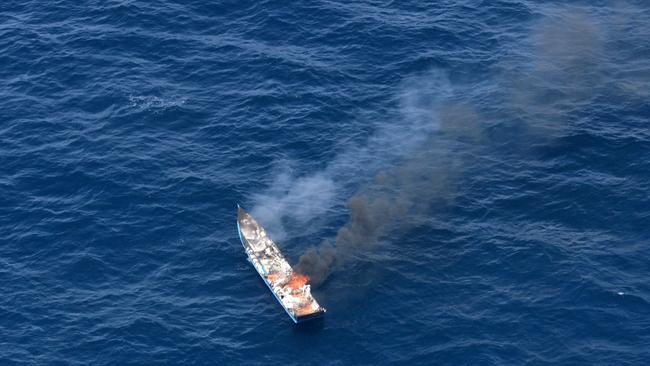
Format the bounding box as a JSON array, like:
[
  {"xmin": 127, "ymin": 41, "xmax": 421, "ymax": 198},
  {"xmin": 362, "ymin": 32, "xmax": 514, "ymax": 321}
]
[
  {"xmin": 296, "ymin": 114, "xmax": 474, "ymax": 285},
  {"xmin": 499, "ymin": 10, "xmax": 606, "ymax": 138},
  {"xmin": 253, "ymin": 3, "xmax": 648, "ymax": 286},
  {"xmin": 251, "ymin": 70, "xmax": 453, "ymax": 240}
]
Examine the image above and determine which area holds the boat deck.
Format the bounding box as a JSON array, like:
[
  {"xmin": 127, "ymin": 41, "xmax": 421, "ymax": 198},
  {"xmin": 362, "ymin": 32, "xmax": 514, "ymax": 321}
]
[{"xmin": 237, "ymin": 206, "xmax": 326, "ymax": 323}]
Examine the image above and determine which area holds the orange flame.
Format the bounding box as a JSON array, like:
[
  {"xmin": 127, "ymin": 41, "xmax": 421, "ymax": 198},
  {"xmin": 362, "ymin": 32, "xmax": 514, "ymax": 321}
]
[
  {"xmin": 266, "ymin": 273, "xmax": 280, "ymax": 283},
  {"xmin": 286, "ymin": 273, "xmax": 309, "ymax": 289},
  {"xmin": 297, "ymin": 303, "xmax": 316, "ymax": 316}
]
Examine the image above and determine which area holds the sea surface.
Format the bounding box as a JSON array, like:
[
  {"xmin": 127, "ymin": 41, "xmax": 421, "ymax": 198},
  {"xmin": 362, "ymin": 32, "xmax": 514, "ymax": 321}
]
[{"xmin": 2, "ymin": 1, "xmax": 649, "ymax": 365}]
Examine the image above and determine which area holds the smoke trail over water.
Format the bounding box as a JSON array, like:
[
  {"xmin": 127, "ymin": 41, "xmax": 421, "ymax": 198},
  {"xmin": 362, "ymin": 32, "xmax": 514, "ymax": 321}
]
[
  {"xmin": 252, "ymin": 70, "xmax": 455, "ymax": 240},
  {"xmin": 252, "ymin": 3, "xmax": 648, "ymax": 286},
  {"xmin": 294, "ymin": 89, "xmax": 483, "ymax": 284}
]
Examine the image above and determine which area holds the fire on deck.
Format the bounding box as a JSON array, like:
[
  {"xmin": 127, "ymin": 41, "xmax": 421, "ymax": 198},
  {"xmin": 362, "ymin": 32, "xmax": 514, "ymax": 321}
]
[{"xmin": 237, "ymin": 206, "xmax": 326, "ymax": 323}]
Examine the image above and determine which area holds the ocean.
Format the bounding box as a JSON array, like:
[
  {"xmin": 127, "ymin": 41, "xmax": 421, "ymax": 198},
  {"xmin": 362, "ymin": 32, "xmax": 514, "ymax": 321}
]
[{"xmin": 1, "ymin": 1, "xmax": 649, "ymax": 365}]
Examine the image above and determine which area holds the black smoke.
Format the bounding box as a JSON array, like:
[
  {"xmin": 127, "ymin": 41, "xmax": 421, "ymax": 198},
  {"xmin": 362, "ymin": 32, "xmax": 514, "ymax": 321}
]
[{"xmin": 253, "ymin": 2, "xmax": 648, "ymax": 286}]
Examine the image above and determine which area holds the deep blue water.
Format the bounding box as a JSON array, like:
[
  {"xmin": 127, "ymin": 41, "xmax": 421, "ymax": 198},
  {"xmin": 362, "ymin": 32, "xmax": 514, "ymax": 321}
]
[{"xmin": 2, "ymin": 1, "xmax": 650, "ymax": 365}]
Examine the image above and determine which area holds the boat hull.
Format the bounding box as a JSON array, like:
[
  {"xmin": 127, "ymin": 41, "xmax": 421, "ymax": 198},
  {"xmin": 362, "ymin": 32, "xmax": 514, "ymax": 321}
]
[{"xmin": 237, "ymin": 206, "xmax": 325, "ymax": 323}]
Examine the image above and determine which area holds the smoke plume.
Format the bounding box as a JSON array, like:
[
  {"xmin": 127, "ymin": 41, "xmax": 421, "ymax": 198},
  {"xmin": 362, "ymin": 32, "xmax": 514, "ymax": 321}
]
[
  {"xmin": 252, "ymin": 3, "xmax": 647, "ymax": 286},
  {"xmin": 292, "ymin": 74, "xmax": 481, "ymax": 285},
  {"xmin": 251, "ymin": 70, "xmax": 454, "ymax": 239}
]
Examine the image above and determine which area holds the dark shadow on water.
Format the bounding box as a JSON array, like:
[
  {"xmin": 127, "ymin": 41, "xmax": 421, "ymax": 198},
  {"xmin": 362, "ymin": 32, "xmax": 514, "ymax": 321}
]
[{"xmin": 291, "ymin": 317, "xmax": 325, "ymax": 335}]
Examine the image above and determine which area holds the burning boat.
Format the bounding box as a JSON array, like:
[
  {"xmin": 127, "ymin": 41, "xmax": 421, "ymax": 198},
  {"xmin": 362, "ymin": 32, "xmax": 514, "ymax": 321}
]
[{"xmin": 237, "ymin": 205, "xmax": 326, "ymax": 323}]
